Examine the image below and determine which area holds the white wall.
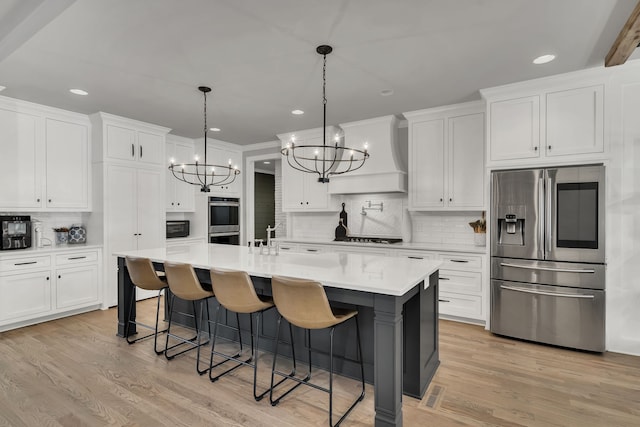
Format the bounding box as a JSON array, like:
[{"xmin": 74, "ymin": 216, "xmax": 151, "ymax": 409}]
[{"xmin": 606, "ymin": 63, "xmax": 640, "ymax": 356}]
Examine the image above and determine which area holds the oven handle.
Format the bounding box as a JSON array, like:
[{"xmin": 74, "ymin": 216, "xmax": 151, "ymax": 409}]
[
  {"xmin": 209, "ymin": 232, "xmax": 240, "ymax": 237},
  {"xmin": 500, "ymin": 262, "xmax": 595, "ymax": 274},
  {"xmin": 500, "ymin": 285, "xmax": 595, "ymax": 299},
  {"xmin": 209, "ymin": 201, "xmax": 240, "ymax": 207}
]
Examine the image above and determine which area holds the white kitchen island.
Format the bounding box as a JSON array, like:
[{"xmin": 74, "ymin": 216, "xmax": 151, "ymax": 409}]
[{"xmin": 114, "ymin": 243, "xmax": 441, "ymax": 427}]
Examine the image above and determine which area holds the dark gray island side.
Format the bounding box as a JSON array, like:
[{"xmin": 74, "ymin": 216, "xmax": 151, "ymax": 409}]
[{"xmin": 115, "ymin": 244, "xmax": 441, "ymax": 427}]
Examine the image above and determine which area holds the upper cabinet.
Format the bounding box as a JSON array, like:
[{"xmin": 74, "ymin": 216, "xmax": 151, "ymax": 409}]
[
  {"xmin": 166, "ymin": 135, "xmax": 195, "ymax": 212},
  {"xmin": 0, "ymin": 97, "xmax": 90, "ymax": 211},
  {"xmin": 405, "ymin": 101, "xmax": 485, "ymax": 211},
  {"xmin": 101, "ymin": 115, "xmax": 164, "ymax": 166},
  {"xmin": 278, "ymin": 127, "xmax": 341, "ymax": 212},
  {"xmin": 482, "ymin": 72, "xmax": 606, "ymax": 167},
  {"xmin": 45, "ymin": 118, "xmax": 90, "ymax": 210}
]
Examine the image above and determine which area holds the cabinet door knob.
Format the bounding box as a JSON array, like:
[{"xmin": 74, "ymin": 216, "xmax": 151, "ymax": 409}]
[
  {"xmin": 534, "ymin": 146, "xmax": 538, "ymax": 151},
  {"xmin": 177, "ymin": 202, "xmax": 180, "ymax": 206},
  {"xmin": 300, "ymin": 202, "xmax": 303, "ymax": 205},
  {"xmin": 548, "ymin": 145, "xmax": 552, "ymax": 150},
  {"xmin": 171, "ymin": 202, "xmax": 174, "ymax": 206},
  {"xmin": 131, "ymin": 143, "xmax": 135, "ymax": 158},
  {"xmin": 58, "ymin": 275, "xmax": 61, "ymax": 279},
  {"xmin": 440, "ymin": 198, "xmax": 443, "ymax": 202},
  {"xmin": 449, "ymin": 198, "xmax": 452, "ymax": 202},
  {"xmin": 46, "ymin": 277, "xmax": 50, "ymax": 281},
  {"xmin": 48, "ymin": 199, "xmax": 52, "ymax": 203},
  {"xmin": 36, "ymin": 198, "xmax": 40, "ymax": 202}
]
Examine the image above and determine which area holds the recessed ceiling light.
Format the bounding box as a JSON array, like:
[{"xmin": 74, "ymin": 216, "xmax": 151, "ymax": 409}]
[
  {"xmin": 69, "ymin": 88, "xmax": 88, "ymax": 96},
  {"xmin": 380, "ymin": 89, "xmax": 394, "ymax": 96},
  {"xmin": 209, "ymin": 127, "xmax": 221, "ymax": 132},
  {"xmin": 533, "ymin": 54, "xmax": 556, "ymax": 65},
  {"xmin": 291, "ymin": 109, "xmax": 304, "ymax": 115},
  {"xmin": 0, "ymin": 85, "xmax": 6, "ymax": 92},
  {"xmin": 263, "ymin": 161, "xmax": 271, "ymax": 164}
]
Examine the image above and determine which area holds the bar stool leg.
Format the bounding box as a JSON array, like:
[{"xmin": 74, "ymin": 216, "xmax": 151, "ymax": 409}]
[
  {"xmin": 208, "ymin": 306, "xmax": 250, "ymax": 382},
  {"xmin": 269, "ymin": 317, "xmax": 312, "ymax": 406}
]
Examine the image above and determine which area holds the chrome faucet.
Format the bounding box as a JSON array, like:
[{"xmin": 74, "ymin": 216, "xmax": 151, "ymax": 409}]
[{"xmin": 266, "ymin": 223, "xmax": 282, "ymax": 253}]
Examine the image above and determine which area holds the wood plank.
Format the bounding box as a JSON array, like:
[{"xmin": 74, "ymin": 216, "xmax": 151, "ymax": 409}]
[
  {"xmin": 1, "ymin": 304, "xmax": 639, "ymax": 426},
  {"xmin": 605, "ymin": 0, "xmax": 640, "ymax": 67}
]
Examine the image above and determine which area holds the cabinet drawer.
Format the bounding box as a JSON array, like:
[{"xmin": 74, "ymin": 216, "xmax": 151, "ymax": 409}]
[
  {"xmin": 297, "ymin": 244, "xmax": 326, "ymax": 254},
  {"xmin": 438, "ymin": 253, "xmax": 482, "ymax": 270},
  {"xmin": 55, "ymin": 251, "xmax": 98, "ymax": 266},
  {"xmin": 439, "ymin": 269, "xmax": 482, "ymax": 294},
  {"xmin": 0, "ymin": 255, "xmax": 51, "ymax": 273},
  {"xmin": 439, "ymin": 292, "xmax": 483, "ymax": 319},
  {"xmin": 394, "ymin": 250, "xmax": 437, "ymax": 260}
]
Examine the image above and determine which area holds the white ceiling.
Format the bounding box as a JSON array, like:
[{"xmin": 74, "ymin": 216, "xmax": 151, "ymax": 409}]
[{"xmin": 0, "ymin": 0, "xmax": 637, "ymax": 145}]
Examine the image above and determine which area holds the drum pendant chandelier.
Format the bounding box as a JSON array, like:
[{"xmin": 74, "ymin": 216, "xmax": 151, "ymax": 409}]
[
  {"xmin": 281, "ymin": 45, "xmax": 369, "ymax": 183},
  {"xmin": 168, "ymin": 86, "xmax": 240, "ymax": 192}
]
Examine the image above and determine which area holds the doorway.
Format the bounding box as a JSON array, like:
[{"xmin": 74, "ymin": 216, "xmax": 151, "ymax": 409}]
[{"xmin": 244, "ymin": 153, "xmax": 284, "ymax": 244}]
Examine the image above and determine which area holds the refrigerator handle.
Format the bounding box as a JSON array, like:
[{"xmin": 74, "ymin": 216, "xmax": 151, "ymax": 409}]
[
  {"xmin": 538, "ymin": 176, "xmax": 545, "ymax": 259},
  {"xmin": 546, "ymin": 177, "xmax": 553, "ymax": 254}
]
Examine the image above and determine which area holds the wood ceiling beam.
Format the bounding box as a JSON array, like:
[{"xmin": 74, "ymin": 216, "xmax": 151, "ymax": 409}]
[{"xmin": 605, "ymin": 0, "xmax": 640, "ymax": 67}]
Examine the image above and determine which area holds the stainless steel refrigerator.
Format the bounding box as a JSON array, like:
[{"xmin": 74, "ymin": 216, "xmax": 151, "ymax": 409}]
[{"xmin": 490, "ymin": 165, "xmax": 606, "ymax": 352}]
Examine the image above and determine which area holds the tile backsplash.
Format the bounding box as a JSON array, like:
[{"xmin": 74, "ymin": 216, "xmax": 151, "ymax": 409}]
[{"xmin": 287, "ymin": 194, "xmax": 483, "ymax": 245}]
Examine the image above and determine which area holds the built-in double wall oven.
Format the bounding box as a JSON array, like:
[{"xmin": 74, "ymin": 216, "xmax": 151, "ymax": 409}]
[{"xmin": 208, "ymin": 197, "xmax": 239, "ymax": 245}]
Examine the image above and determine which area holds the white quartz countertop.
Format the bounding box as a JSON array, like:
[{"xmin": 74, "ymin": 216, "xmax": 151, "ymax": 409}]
[
  {"xmin": 275, "ymin": 238, "xmax": 487, "ymax": 254},
  {"xmin": 0, "ymin": 244, "xmax": 102, "ymax": 258},
  {"xmin": 114, "ymin": 243, "xmax": 441, "ymax": 297}
]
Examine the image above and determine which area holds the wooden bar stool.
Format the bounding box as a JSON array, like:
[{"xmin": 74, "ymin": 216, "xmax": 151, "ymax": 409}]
[
  {"xmin": 207, "ymin": 268, "xmax": 281, "ymax": 401},
  {"xmin": 163, "ymin": 261, "xmax": 214, "ymax": 374},
  {"xmin": 124, "ymin": 256, "xmax": 169, "ymax": 354},
  {"xmin": 269, "ymin": 275, "xmax": 365, "ymax": 427}
]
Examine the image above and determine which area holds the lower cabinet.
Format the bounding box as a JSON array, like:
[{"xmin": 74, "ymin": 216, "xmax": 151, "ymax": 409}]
[
  {"xmin": 396, "ymin": 249, "xmax": 486, "ymax": 324},
  {"xmin": 0, "ymin": 248, "xmax": 102, "ymax": 331}
]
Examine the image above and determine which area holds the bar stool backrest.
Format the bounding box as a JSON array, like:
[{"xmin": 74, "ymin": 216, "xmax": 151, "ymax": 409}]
[
  {"xmin": 164, "ymin": 261, "xmax": 213, "ymax": 301},
  {"xmin": 210, "ymin": 268, "xmax": 268, "ymax": 314},
  {"xmin": 125, "ymin": 256, "xmax": 166, "ymax": 291},
  {"xmin": 271, "ymin": 275, "xmax": 338, "ymax": 330}
]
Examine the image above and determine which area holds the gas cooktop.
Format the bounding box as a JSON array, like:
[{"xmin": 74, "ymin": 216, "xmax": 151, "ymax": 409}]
[{"xmin": 335, "ymin": 236, "xmax": 403, "ymax": 244}]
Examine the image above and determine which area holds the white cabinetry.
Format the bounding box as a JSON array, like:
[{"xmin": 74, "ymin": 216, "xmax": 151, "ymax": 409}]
[
  {"xmin": 482, "ymin": 74, "xmax": 606, "ymax": 167},
  {"xmin": 405, "ymin": 101, "xmax": 485, "ymax": 210},
  {"xmin": 0, "ymin": 97, "xmax": 91, "ymax": 211},
  {"xmin": 105, "ymin": 121, "xmax": 164, "ymax": 165},
  {"xmin": 435, "ymin": 252, "xmax": 484, "ymax": 322},
  {"xmin": 278, "ymin": 127, "xmax": 340, "ymax": 212},
  {"xmin": 166, "ymin": 135, "xmax": 195, "ymax": 212},
  {"xmin": 395, "ymin": 248, "xmax": 486, "ymax": 323},
  {"xmin": 45, "ymin": 117, "xmax": 90, "ymax": 209},
  {"xmin": 88, "ymin": 113, "xmax": 169, "ymax": 307},
  {"xmin": 0, "ymin": 248, "xmax": 102, "ymax": 332}
]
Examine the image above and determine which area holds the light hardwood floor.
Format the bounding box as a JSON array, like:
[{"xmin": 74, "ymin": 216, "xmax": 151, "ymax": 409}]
[{"xmin": 1, "ymin": 301, "xmax": 639, "ymax": 426}]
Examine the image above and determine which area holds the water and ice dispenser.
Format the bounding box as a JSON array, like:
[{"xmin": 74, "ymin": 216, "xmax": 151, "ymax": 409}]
[{"xmin": 496, "ymin": 206, "xmax": 525, "ymax": 246}]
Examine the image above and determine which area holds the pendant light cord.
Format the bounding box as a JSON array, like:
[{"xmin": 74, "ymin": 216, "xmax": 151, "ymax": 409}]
[{"xmin": 322, "ymin": 51, "xmax": 327, "ymax": 178}]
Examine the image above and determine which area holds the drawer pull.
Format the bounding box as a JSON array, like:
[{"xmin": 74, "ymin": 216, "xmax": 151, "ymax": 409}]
[
  {"xmin": 68, "ymin": 256, "xmax": 87, "ymax": 260},
  {"xmin": 14, "ymin": 261, "xmax": 37, "ymax": 266},
  {"xmin": 450, "ymin": 259, "xmax": 469, "ymax": 263},
  {"xmin": 408, "ymin": 256, "xmax": 424, "ymax": 260},
  {"xmin": 280, "ymin": 247, "xmax": 291, "ymax": 250},
  {"xmin": 306, "ymin": 249, "xmax": 318, "ymax": 252},
  {"xmin": 439, "ymin": 277, "xmax": 450, "ymax": 281},
  {"xmin": 439, "ymin": 299, "xmax": 450, "ymax": 303}
]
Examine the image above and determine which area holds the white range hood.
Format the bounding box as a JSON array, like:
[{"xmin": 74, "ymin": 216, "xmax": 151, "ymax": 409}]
[{"xmin": 328, "ymin": 115, "xmax": 407, "ymax": 194}]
